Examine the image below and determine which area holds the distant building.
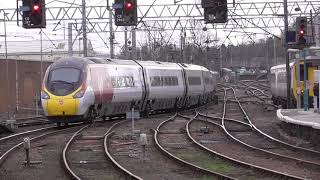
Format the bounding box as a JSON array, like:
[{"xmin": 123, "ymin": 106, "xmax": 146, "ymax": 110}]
[{"xmin": 0, "ymin": 39, "xmax": 95, "ymax": 61}]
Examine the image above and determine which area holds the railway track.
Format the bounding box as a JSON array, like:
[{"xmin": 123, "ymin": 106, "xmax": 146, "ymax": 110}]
[
  {"xmin": 62, "ymin": 120, "xmax": 130, "ymax": 180},
  {"xmin": 186, "ymin": 115, "xmax": 304, "ymax": 180},
  {"xmin": 14, "ymin": 116, "xmax": 51, "ymax": 127},
  {"xmin": 155, "ymin": 113, "xmax": 235, "ymax": 179},
  {"xmin": 238, "ymin": 81, "xmax": 271, "ymax": 99},
  {"xmin": 0, "ymin": 119, "xmax": 126, "ymax": 179},
  {"xmin": 106, "ymin": 112, "xmax": 219, "ymax": 180},
  {"xmin": 0, "ymin": 126, "xmax": 57, "ymax": 166},
  {"xmin": 226, "ymin": 87, "xmax": 320, "ymax": 157},
  {"xmin": 0, "ymin": 116, "xmax": 52, "ymax": 137},
  {"xmin": 3, "ymin": 82, "xmax": 319, "ymax": 179},
  {"xmin": 0, "ymin": 124, "xmax": 83, "ymax": 168},
  {"xmin": 194, "ymin": 86, "xmax": 320, "ymax": 179}
]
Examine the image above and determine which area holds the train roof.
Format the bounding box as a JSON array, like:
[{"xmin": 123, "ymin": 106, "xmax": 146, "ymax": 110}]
[
  {"xmin": 53, "ymin": 57, "xmax": 209, "ymax": 71},
  {"xmin": 86, "ymin": 57, "xmax": 140, "ymax": 66},
  {"xmin": 221, "ymin": 68, "xmax": 232, "ymax": 72},
  {"xmin": 210, "ymin": 70, "xmax": 219, "ymax": 75},
  {"xmin": 50, "ymin": 57, "xmax": 92, "ymax": 69},
  {"xmin": 270, "ymin": 63, "xmax": 292, "ymax": 71},
  {"xmin": 269, "ymin": 55, "xmax": 320, "ymax": 72},
  {"xmin": 291, "ymin": 55, "xmax": 320, "ymax": 61},
  {"xmin": 137, "ymin": 60, "xmax": 182, "ymax": 69},
  {"xmin": 179, "ymin": 63, "xmax": 204, "ymax": 71}
]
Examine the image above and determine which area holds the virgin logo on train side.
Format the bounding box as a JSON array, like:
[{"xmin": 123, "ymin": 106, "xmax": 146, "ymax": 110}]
[{"xmin": 58, "ymin": 99, "xmax": 64, "ymax": 105}]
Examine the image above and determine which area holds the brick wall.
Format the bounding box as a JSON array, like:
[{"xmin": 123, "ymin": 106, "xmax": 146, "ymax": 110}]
[{"xmin": 0, "ymin": 59, "xmax": 52, "ymax": 114}]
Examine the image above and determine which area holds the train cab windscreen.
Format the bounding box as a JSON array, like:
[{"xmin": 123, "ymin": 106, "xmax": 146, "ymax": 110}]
[{"xmin": 47, "ymin": 67, "xmax": 82, "ymax": 96}]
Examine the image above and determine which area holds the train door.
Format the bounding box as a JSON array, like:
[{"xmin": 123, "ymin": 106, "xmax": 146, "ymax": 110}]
[
  {"xmin": 298, "ymin": 64, "xmax": 317, "ymax": 96},
  {"xmin": 308, "ymin": 66, "xmax": 317, "ymax": 97}
]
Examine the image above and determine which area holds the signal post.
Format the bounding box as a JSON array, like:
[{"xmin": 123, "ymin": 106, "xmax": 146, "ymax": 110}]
[
  {"xmin": 288, "ymin": 17, "xmax": 313, "ymax": 110},
  {"xmin": 296, "ymin": 17, "xmax": 309, "ymax": 111}
]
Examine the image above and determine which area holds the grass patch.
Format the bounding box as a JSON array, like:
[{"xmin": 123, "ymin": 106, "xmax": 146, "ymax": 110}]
[
  {"xmin": 200, "ymin": 175, "xmax": 217, "ymax": 180},
  {"xmin": 177, "ymin": 153, "xmax": 232, "ymax": 174}
]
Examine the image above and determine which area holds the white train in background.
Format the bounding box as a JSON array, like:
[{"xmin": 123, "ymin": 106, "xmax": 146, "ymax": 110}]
[{"xmin": 41, "ymin": 57, "xmax": 219, "ymax": 126}]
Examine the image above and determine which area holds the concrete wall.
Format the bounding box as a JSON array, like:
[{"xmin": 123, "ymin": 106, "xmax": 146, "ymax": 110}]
[{"xmin": 0, "ymin": 59, "xmax": 52, "ymax": 114}]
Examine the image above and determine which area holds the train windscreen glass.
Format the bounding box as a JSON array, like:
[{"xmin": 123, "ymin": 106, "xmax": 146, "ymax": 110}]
[
  {"xmin": 50, "ymin": 68, "xmax": 80, "ymax": 83},
  {"xmin": 47, "ymin": 68, "xmax": 81, "ymax": 96}
]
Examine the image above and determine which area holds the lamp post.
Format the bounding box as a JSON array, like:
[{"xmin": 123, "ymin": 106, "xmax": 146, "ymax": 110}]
[
  {"xmin": 4, "ymin": 12, "xmax": 9, "ymax": 59},
  {"xmin": 79, "ymin": 37, "xmax": 83, "ymax": 56},
  {"xmin": 3, "ymin": 12, "xmax": 10, "ymax": 118}
]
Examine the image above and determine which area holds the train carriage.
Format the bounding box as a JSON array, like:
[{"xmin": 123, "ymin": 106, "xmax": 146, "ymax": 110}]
[
  {"xmin": 202, "ymin": 67, "xmax": 214, "ymax": 103},
  {"xmin": 180, "ymin": 63, "xmax": 205, "ymax": 107},
  {"xmin": 41, "ymin": 57, "xmax": 219, "ymax": 126},
  {"xmin": 210, "ymin": 70, "xmax": 219, "ymax": 91},
  {"xmin": 270, "ymin": 55, "xmax": 320, "ymax": 108},
  {"xmin": 138, "ymin": 61, "xmax": 185, "ymax": 112},
  {"xmin": 88, "ymin": 58, "xmax": 145, "ymax": 119}
]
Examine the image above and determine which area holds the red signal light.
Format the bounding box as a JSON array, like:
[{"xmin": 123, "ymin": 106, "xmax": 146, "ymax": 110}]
[
  {"xmin": 124, "ymin": 2, "xmax": 134, "ymax": 11},
  {"xmin": 300, "ymin": 29, "xmax": 305, "ymax": 35},
  {"xmin": 33, "ymin": 4, "xmax": 40, "ymax": 11},
  {"xmin": 32, "ymin": 4, "xmax": 41, "ymax": 13}
]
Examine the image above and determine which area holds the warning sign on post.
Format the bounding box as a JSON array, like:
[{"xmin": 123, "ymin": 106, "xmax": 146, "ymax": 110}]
[{"xmin": 126, "ymin": 111, "xmax": 140, "ymax": 120}]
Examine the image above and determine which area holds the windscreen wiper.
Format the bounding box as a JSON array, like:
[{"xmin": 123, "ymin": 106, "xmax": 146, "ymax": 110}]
[{"xmin": 50, "ymin": 80, "xmax": 75, "ymax": 86}]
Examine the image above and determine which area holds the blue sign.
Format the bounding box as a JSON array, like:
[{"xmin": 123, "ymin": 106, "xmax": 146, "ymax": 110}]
[
  {"xmin": 113, "ymin": 3, "xmax": 123, "ymax": 9},
  {"xmin": 286, "ymin": 31, "xmax": 296, "ymax": 43}
]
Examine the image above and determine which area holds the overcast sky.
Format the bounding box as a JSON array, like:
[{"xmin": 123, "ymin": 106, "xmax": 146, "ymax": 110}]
[{"xmin": 0, "ymin": 0, "xmax": 318, "ymax": 55}]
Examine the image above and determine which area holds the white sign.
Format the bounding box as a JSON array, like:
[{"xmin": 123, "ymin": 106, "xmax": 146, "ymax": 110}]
[
  {"xmin": 314, "ymin": 70, "xmax": 320, "ymax": 82},
  {"xmin": 126, "ymin": 111, "xmax": 140, "ymax": 119},
  {"xmin": 306, "ymin": 80, "xmax": 310, "ymax": 90},
  {"xmin": 315, "ymin": 16, "xmax": 320, "ymax": 46}
]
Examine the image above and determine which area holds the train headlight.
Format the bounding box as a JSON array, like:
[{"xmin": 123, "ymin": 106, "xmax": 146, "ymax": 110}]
[
  {"xmin": 73, "ymin": 89, "xmax": 85, "ymax": 99},
  {"xmin": 41, "ymin": 91, "xmax": 50, "ymax": 99}
]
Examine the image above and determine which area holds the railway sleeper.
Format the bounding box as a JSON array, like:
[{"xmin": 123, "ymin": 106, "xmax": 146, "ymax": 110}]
[
  {"xmin": 227, "ymin": 128, "xmax": 252, "ymax": 132},
  {"xmin": 0, "ymin": 124, "xmax": 14, "ymax": 134}
]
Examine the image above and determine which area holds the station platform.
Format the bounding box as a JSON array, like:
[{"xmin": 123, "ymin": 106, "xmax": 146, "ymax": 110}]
[{"xmin": 277, "ymin": 109, "xmax": 320, "ymax": 129}]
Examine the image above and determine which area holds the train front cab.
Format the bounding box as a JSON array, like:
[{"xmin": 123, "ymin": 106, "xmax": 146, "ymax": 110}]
[
  {"xmin": 41, "ymin": 58, "xmax": 92, "ymax": 125},
  {"xmin": 42, "ymin": 87, "xmax": 84, "ymax": 123},
  {"xmin": 292, "ymin": 57, "xmax": 320, "ymax": 108}
]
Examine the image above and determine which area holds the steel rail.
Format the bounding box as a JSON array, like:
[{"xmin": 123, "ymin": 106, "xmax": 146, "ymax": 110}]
[
  {"xmin": 223, "ymin": 86, "xmax": 320, "ymax": 168},
  {"xmin": 229, "ymin": 86, "xmax": 320, "ymax": 155},
  {"xmin": 186, "ymin": 115, "xmax": 305, "ymax": 180},
  {"xmin": 0, "ymin": 126, "xmax": 55, "ymax": 142},
  {"xmin": 0, "ymin": 125, "xmax": 82, "ymax": 167},
  {"xmin": 62, "ymin": 125, "xmax": 89, "ymax": 180},
  {"xmin": 153, "ymin": 113, "xmax": 235, "ymax": 179},
  {"xmin": 103, "ymin": 120, "xmax": 143, "ymax": 180}
]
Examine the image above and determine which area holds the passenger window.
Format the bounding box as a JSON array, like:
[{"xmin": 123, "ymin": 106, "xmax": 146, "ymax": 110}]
[
  {"xmin": 174, "ymin": 77, "xmax": 178, "ymax": 86},
  {"xmin": 166, "ymin": 77, "xmax": 170, "ymax": 86},
  {"xmin": 169, "ymin": 77, "xmax": 173, "ymax": 86},
  {"xmin": 270, "ymin": 74, "xmax": 276, "ymax": 82}
]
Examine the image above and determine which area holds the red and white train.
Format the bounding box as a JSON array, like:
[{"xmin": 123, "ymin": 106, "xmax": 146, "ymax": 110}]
[{"xmin": 41, "ymin": 57, "xmax": 219, "ymax": 126}]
